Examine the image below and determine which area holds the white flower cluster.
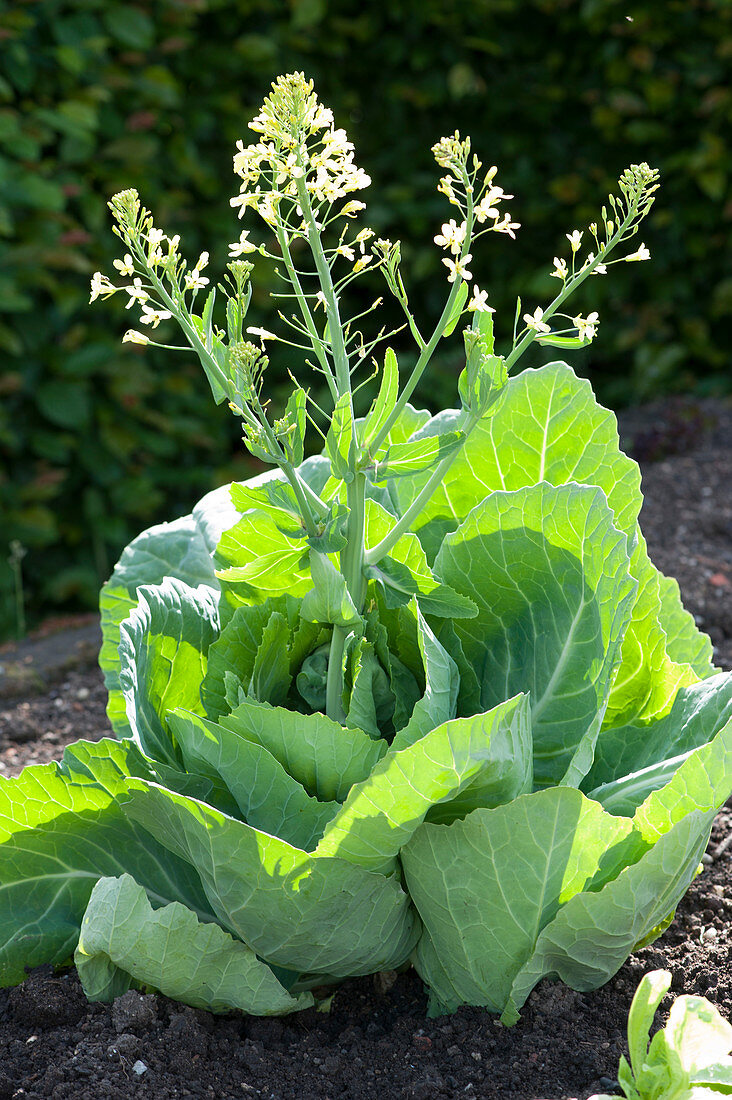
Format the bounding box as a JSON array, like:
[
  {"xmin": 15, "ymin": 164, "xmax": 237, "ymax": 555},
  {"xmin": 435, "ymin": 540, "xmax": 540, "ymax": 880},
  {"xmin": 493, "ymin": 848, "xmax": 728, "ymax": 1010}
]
[
  {"xmin": 90, "ymin": 190, "xmax": 215, "ymax": 347},
  {"xmin": 230, "ymin": 73, "xmax": 371, "ymax": 227}
]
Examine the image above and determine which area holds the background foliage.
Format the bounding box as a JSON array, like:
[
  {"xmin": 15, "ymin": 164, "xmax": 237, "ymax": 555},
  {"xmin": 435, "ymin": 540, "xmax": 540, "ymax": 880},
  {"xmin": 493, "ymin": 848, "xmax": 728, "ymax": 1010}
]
[{"xmin": 1, "ymin": 0, "xmax": 730, "ymax": 639}]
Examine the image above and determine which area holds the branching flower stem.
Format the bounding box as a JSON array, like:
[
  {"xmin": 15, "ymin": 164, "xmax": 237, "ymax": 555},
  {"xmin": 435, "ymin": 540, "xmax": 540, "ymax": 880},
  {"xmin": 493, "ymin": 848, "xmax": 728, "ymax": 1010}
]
[
  {"xmin": 369, "ymin": 181, "xmax": 475, "ymax": 455},
  {"xmin": 97, "ymin": 80, "xmax": 658, "ymax": 735},
  {"xmin": 505, "ymin": 199, "xmax": 638, "ymax": 374},
  {"xmin": 275, "ymin": 223, "xmax": 339, "ymax": 402},
  {"xmin": 365, "ymin": 410, "xmax": 480, "ymax": 567},
  {"xmin": 141, "ymin": 254, "xmax": 324, "ymax": 539}
]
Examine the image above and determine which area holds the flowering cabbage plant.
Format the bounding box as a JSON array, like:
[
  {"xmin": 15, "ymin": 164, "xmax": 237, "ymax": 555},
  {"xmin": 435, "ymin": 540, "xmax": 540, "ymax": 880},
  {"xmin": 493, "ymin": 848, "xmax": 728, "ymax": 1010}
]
[{"xmin": 1, "ymin": 74, "xmax": 731, "ymax": 1022}]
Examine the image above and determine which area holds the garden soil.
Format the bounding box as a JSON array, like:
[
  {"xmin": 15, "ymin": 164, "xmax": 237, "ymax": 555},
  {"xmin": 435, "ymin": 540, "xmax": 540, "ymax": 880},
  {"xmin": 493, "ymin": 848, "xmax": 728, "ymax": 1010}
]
[{"xmin": 0, "ymin": 396, "xmax": 731, "ymax": 1100}]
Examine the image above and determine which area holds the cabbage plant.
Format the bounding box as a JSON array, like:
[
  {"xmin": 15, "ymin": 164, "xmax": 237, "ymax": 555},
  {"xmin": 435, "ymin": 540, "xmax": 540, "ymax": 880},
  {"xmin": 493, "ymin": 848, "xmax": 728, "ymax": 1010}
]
[{"xmin": 1, "ymin": 74, "xmax": 731, "ymax": 1022}]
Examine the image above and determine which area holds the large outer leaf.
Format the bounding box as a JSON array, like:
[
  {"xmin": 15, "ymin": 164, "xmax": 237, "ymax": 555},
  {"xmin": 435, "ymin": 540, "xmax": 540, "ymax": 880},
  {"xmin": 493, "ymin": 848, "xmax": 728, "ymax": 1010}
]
[
  {"xmin": 315, "ymin": 695, "xmax": 532, "ymax": 874},
  {"xmin": 76, "ymin": 874, "xmax": 312, "ymax": 1015},
  {"xmin": 392, "ymin": 363, "xmax": 713, "ymax": 727},
  {"xmin": 0, "ymin": 739, "xmax": 214, "ymax": 987},
  {"xmin": 402, "ymin": 787, "xmax": 639, "ymax": 1015},
  {"xmin": 100, "ymin": 520, "xmax": 217, "ymax": 737},
  {"xmin": 435, "ymin": 482, "xmax": 636, "ymax": 787},
  {"xmin": 396, "ymin": 363, "xmax": 641, "ymax": 561},
  {"xmin": 584, "ymin": 672, "xmax": 732, "ymax": 807},
  {"xmin": 121, "ymin": 781, "xmax": 420, "ymax": 978},
  {"xmin": 503, "ymin": 806, "xmax": 716, "ymax": 1024},
  {"xmin": 99, "ymin": 483, "xmax": 239, "ymax": 738},
  {"xmin": 169, "ymin": 710, "xmax": 338, "ymax": 850},
  {"xmin": 504, "ymin": 715, "xmax": 732, "ymax": 1023},
  {"xmin": 632, "ymin": 711, "xmax": 732, "ymax": 843},
  {"xmin": 219, "ymin": 698, "xmax": 388, "ymax": 803},
  {"xmin": 657, "ymin": 571, "xmax": 715, "ymax": 676},
  {"xmin": 215, "ymin": 511, "xmax": 309, "ymax": 596},
  {"xmin": 118, "ymin": 578, "xmax": 220, "ymax": 768},
  {"xmin": 602, "ymin": 533, "xmax": 697, "ymax": 730}
]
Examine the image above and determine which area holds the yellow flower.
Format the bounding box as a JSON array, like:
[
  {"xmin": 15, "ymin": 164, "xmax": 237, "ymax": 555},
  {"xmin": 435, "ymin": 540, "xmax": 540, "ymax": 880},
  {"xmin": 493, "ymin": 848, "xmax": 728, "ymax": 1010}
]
[
  {"xmin": 89, "ymin": 272, "xmax": 117, "ymax": 303},
  {"xmin": 585, "ymin": 252, "xmax": 607, "ymax": 275},
  {"xmin": 340, "ymin": 200, "xmax": 366, "ymax": 217},
  {"xmin": 492, "ymin": 214, "xmax": 520, "ymax": 239},
  {"xmin": 113, "ymin": 254, "xmax": 135, "ymax": 277},
  {"xmin": 122, "ymin": 330, "xmax": 150, "ymax": 345},
  {"xmin": 523, "ymin": 307, "xmax": 551, "ymax": 334},
  {"xmin": 566, "ymin": 229, "xmax": 583, "ymax": 252},
  {"xmin": 229, "ymin": 230, "xmax": 257, "ymax": 257},
  {"xmin": 573, "ymin": 312, "xmax": 600, "ymax": 341},
  {"xmin": 184, "ymin": 269, "xmax": 209, "ymax": 291},
  {"xmin": 442, "ymin": 254, "xmax": 473, "ymax": 283},
  {"xmin": 550, "ymin": 257, "xmax": 568, "ymax": 280},
  {"xmin": 355, "ymin": 228, "xmax": 374, "ymax": 253},
  {"xmin": 625, "ymin": 242, "xmax": 651, "ymax": 262},
  {"xmin": 246, "ymin": 326, "xmax": 278, "ymax": 343},
  {"xmin": 434, "ymin": 219, "xmax": 466, "ymax": 255},
  {"xmin": 139, "ymin": 304, "xmax": 172, "ymax": 328},
  {"xmin": 124, "ymin": 278, "xmax": 149, "ymax": 309},
  {"xmin": 467, "ymin": 287, "xmax": 495, "ymax": 313}
]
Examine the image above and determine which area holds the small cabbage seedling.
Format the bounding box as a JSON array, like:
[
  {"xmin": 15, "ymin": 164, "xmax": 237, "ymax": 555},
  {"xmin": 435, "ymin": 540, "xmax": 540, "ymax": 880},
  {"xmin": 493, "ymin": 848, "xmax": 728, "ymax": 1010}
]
[
  {"xmin": 0, "ymin": 75, "xmax": 731, "ymax": 1022},
  {"xmin": 590, "ymin": 969, "xmax": 732, "ymax": 1100}
]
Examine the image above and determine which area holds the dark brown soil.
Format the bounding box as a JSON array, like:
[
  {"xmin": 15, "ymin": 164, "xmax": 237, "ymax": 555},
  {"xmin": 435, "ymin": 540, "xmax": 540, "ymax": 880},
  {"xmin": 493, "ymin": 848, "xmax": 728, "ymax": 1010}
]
[{"xmin": 0, "ymin": 395, "xmax": 731, "ymax": 1100}]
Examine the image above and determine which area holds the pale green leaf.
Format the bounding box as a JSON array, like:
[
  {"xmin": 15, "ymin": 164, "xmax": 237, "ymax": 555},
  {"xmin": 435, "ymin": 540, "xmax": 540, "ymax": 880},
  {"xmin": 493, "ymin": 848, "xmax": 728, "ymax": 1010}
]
[
  {"xmin": 0, "ymin": 739, "xmax": 215, "ymax": 986},
  {"xmin": 403, "ymin": 786, "xmax": 638, "ymax": 1016},
  {"xmin": 363, "ymin": 347, "xmax": 399, "ymax": 446},
  {"xmin": 76, "ymin": 874, "xmax": 312, "ymax": 1015},
  {"xmin": 300, "ymin": 551, "xmax": 362, "ymax": 629},
  {"xmin": 396, "ymin": 363, "xmax": 642, "ymax": 562},
  {"xmin": 201, "ymin": 596, "xmax": 301, "ymax": 719},
  {"xmin": 169, "ymin": 711, "xmax": 338, "ymax": 850},
  {"xmin": 121, "ymin": 781, "xmax": 420, "ymax": 978},
  {"xmin": 343, "ymin": 638, "xmax": 393, "ymax": 739},
  {"xmin": 100, "ymin": 506, "xmax": 226, "ymax": 737},
  {"xmin": 657, "ymin": 571, "xmax": 715, "ymax": 677},
  {"xmin": 118, "ymin": 579, "xmax": 220, "ymax": 768},
  {"xmin": 665, "ymin": 995, "xmax": 732, "ymax": 1077},
  {"xmin": 325, "ymin": 393, "xmax": 354, "ymax": 482},
  {"xmin": 504, "ymin": 807, "xmax": 717, "ymax": 1024},
  {"xmin": 442, "ymin": 281, "xmax": 468, "ymax": 336},
  {"xmin": 585, "ymin": 673, "xmax": 732, "ymax": 811},
  {"xmin": 435, "ymin": 482, "xmax": 636, "ymax": 787},
  {"xmin": 219, "ymin": 698, "xmax": 388, "ymax": 803},
  {"xmin": 316, "ymin": 694, "xmax": 531, "ymax": 874},
  {"xmin": 371, "ymin": 431, "xmax": 464, "ymax": 483},
  {"xmin": 215, "ymin": 509, "xmax": 310, "ymax": 600},
  {"xmin": 626, "ymin": 970, "xmax": 672, "ymax": 1077},
  {"xmin": 391, "ymin": 606, "xmax": 459, "ymax": 752}
]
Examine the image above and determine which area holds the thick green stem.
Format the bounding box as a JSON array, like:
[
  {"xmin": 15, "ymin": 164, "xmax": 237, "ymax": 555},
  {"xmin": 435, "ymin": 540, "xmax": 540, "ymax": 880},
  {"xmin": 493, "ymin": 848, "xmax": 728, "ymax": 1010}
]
[
  {"xmin": 325, "ymin": 472, "xmax": 366, "ymax": 724},
  {"xmin": 342, "ymin": 473, "xmax": 367, "ymax": 607},
  {"xmin": 325, "ymin": 625, "xmax": 348, "ymax": 724}
]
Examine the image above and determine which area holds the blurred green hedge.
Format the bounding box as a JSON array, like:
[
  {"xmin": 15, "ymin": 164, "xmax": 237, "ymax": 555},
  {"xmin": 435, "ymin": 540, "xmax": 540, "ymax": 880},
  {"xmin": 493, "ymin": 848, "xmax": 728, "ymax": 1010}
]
[{"xmin": 1, "ymin": 0, "xmax": 730, "ymax": 639}]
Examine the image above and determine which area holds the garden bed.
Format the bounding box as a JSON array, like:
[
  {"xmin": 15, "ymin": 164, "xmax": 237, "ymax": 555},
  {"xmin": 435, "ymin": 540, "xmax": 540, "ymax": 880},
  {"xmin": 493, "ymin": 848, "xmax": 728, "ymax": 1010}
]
[{"xmin": 0, "ymin": 397, "xmax": 731, "ymax": 1100}]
